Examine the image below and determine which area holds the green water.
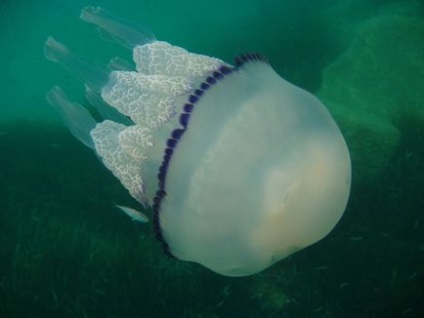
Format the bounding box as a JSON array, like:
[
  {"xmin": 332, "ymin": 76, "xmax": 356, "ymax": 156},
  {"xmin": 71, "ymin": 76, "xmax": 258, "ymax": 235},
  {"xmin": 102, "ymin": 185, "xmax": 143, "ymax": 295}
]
[{"xmin": 1, "ymin": 0, "xmax": 424, "ymax": 317}]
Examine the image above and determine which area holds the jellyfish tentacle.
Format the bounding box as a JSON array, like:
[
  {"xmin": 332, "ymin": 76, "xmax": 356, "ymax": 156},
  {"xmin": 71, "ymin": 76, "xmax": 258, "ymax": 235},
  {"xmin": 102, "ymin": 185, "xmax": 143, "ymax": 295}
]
[
  {"xmin": 80, "ymin": 6, "xmax": 156, "ymax": 49},
  {"xmin": 46, "ymin": 86, "xmax": 96, "ymax": 149},
  {"xmin": 44, "ymin": 37, "xmax": 109, "ymax": 93}
]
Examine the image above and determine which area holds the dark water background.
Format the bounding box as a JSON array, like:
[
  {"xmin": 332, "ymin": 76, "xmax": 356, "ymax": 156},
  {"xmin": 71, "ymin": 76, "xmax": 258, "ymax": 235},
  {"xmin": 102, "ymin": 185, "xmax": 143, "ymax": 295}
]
[{"xmin": 1, "ymin": 0, "xmax": 424, "ymax": 317}]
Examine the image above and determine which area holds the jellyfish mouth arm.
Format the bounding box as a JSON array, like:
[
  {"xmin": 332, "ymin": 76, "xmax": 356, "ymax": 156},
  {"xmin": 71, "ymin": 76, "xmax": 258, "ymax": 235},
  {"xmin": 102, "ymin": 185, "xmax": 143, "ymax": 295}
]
[
  {"xmin": 45, "ymin": 7, "xmax": 230, "ymax": 206},
  {"xmin": 80, "ymin": 6, "xmax": 156, "ymax": 49},
  {"xmin": 46, "ymin": 86, "xmax": 96, "ymax": 149},
  {"xmin": 44, "ymin": 37, "xmax": 109, "ymax": 93},
  {"xmin": 132, "ymin": 41, "xmax": 225, "ymax": 77},
  {"xmin": 84, "ymin": 87, "xmax": 132, "ymax": 125}
]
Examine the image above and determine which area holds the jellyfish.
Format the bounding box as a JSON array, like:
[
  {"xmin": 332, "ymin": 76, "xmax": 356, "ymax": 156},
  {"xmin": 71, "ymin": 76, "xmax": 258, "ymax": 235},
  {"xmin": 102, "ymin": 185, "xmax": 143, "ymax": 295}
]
[{"xmin": 44, "ymin": 7, "xmax": 351, "ymax": 277}]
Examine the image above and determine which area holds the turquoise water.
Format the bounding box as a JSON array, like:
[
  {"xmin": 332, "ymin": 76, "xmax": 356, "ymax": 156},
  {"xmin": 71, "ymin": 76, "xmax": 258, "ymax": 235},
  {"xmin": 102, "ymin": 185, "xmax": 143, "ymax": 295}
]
[{"xmin": 1, "ymin": 0, "xmax": 424, "ymax": 317}]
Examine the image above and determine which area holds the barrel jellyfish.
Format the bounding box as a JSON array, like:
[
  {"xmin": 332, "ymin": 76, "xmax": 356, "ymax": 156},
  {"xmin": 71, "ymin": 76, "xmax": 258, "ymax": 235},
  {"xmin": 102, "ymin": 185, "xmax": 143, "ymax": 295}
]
[{"xmin": 44, "ymin": 7, "xmax": 351, "ymax": 277}]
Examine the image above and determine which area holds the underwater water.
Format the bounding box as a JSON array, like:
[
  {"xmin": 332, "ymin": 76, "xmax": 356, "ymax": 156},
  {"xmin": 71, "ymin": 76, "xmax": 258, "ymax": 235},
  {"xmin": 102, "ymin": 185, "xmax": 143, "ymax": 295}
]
[{"xmin": 1, "ymin": 0, "xmax": 423, "ymax": 316}]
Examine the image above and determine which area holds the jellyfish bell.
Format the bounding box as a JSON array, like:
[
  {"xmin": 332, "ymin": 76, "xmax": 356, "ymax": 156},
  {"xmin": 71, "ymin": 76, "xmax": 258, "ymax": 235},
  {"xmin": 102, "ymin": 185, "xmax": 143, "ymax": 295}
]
[{"xmin": 45, "ymin": 6, "xmax": 351, "ymax": 277}]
